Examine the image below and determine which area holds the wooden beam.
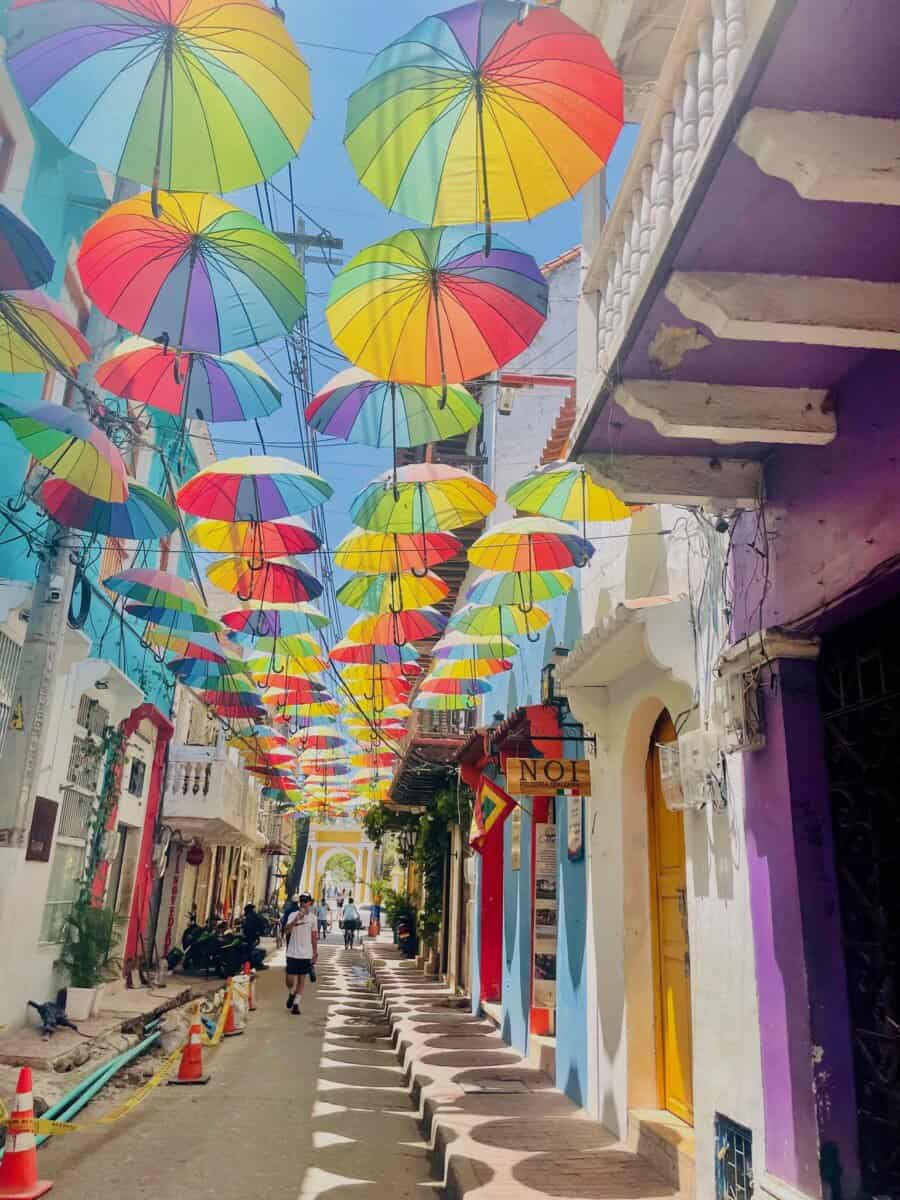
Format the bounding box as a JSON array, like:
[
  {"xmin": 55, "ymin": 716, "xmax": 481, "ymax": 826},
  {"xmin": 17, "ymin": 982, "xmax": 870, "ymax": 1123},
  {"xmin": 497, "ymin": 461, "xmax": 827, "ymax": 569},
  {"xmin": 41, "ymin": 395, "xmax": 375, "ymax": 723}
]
[
  {"xmin": 737, "ymin": 109, "xmax": 900, "ymax": 206},
  {"xmin": 580, "ymin": 452, "xmax": 761, "ymax": 508},
  {"xmin": 615, "ymin": 379, "xmax": 835, "ymax": 445},
  {"xmin": 667, "ymin": 272, "xmax": 900, "ymax": 350}
]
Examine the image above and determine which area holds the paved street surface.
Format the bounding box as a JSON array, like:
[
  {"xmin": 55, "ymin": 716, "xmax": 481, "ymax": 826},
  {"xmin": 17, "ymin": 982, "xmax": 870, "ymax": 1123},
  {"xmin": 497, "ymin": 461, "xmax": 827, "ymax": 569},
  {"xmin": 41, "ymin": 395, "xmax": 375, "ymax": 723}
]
[{"xmin": 41, "ymin": 935, "xmax": 441, "ymax": 1200}]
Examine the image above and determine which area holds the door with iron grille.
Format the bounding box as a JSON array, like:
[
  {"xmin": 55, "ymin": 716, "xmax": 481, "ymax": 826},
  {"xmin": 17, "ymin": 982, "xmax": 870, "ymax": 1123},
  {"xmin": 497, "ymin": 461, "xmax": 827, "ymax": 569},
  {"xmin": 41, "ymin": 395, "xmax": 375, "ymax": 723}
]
[{"xmin": 819, "ymin": 600, "xmax": 900, "ymax": 1196}]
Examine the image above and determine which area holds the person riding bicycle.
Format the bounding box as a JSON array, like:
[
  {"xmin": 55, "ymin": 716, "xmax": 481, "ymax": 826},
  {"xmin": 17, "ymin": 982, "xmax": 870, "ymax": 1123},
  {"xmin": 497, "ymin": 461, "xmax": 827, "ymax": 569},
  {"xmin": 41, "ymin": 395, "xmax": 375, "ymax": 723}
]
[
  {"xmin": 341, "ymin": 896, "xmax": 360, "ymax": 949},
  {"xmin": 315, "ymin": 898, "xmax": 329, "ymax": 941}
]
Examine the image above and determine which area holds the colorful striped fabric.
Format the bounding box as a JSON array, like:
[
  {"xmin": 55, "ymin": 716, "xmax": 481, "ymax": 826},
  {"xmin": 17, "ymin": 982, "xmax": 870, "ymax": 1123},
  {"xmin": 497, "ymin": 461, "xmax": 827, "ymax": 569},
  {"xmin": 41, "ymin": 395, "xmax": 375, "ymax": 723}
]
[
  {"xmin": 350, "ymin": 463, "xmax": 496, "ymax": 535},
  {"xmin": 176, "ymin": 456, "xmax": 332, "ymax": 522}
]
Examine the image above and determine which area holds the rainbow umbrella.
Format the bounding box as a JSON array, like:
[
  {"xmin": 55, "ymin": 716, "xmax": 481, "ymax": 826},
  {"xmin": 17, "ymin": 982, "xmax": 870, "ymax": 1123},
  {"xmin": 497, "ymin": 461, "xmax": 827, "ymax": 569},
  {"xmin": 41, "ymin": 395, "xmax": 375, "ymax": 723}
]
[
  {"xmin": 468, "ymin": 516, "xmax": 594, "ymax": 571},
  {"xmin": 96, "ymin": 338, "xmax": 281, "ymax": 424},
  {"xmin": 335, "ymin": 571, "xmax": 448, "ymax": 614},
  {"xmin": 433, "ymin": 631, "xmax": 518, "ymax": 660},
  {"xmin": 429, "ymin": 656, "xmax": 512, "ymax": 679},
  {"xmin": 306, "ymin": 367, "xmax": 480, "ymax": 448},
  {"xmin": 103, "ymin": 569, "xmax": 203, "ymax": 612},
  {"xmin": 177, "ymin": 457, "xmax": 332, "ymax": 522},
  {"xmin": 419, "ymin": 677, "xmax": 492, "ymax": 697},
  {"xmin": 507, "ymin": 462, "xmax": 630, "ymax": 538},
  {"xmin": 271, "ymin": 700, "xmax": 339, "ymax": 720},
  {"xmin": 9, "ymin": 0, "xmax": 312, "ymax": 204},
  {"xmin": 414, "ymin": 692, "xmax": 481, "ymax": 712},
  {"xmin": 210, "ymin": 699, "xmax": 266, "ymax": 720},
  {"xmin": 335, "ymin": 528, "xmax": 462, "ymax": 576},
  {"xmin": 206, "ymin": 557, "xmax": 322, "ymax": 605},
  {"xmin": 448, "ymin": 602, "xmax": 550, "ymax": 640},
  {"xmin": 0, "ymin": 204, "xmax": 54, "ymax": 290},
  {"xmin": 339, "ymin": 662, "xmax": 421, "ymax": 683},
  {"xmin": 345, "ymin": 0, "xmax": 622, "ymax": 240},
  {"xmin": 190, "ymin": 517, "xmax": 320, "ymax": 562},
  {"xmin": 40, "ymin": 478, "xmax": 175, "ymax": 540},
  {"xmin": 143, "ymin": 629, "xmax": 242, "ymax": 665},
  {"xmin": 326, "ymin": 227, "xmax": 548, "ymax": 388},
  {"xmin": 0, "ymin": 401, "xmax": 128, "ymax": 502},
  {"xmin": 125, "ymin": 604, "xmax": 223, "ymax": 635},
  {"xmin": 466, "ymin": 568, "xmax": 572, "ymax": 612},
  {"xmin": 330, "ymin": 639, "xmax": 419, "ymax": 667},
  {"xmin": 351, "ymin": 464, "xmax": 495, "ymax": 533},
  {"xmin": 290, "ymin": 727, "xmax": 346, "ymax": 750},
  {"xmin": 349, "ymin": 750, "xmax": 399, "ymax": 768},
  {"xmin": 244, "ymin": 644, "xmax": 327, "ymax": 675},
  {"xmin": 167, "ymin": 658, "xmax": 250, "ymax": 685},
  {"xmin": 0, "ymin": 291, "xmax": 90, "ymax": 375},
  {"xmin": 346, "ymin": 608, "xmax": 447, "ymax": 648},
  {"xmin": 222, "ymin": 604, "xmax": 329, "ymax": 639},
  {"xmin": 79, "ymin": 193, "xmax": 306, "ymax": 355}
]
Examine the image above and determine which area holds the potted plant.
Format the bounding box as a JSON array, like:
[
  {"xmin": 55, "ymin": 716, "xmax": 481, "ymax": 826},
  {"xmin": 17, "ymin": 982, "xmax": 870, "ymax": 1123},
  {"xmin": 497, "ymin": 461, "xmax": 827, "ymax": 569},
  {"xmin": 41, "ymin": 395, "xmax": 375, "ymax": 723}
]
[{"xmin": 56, "ymin": 895, "xmax": 122, "ymax": 1021}]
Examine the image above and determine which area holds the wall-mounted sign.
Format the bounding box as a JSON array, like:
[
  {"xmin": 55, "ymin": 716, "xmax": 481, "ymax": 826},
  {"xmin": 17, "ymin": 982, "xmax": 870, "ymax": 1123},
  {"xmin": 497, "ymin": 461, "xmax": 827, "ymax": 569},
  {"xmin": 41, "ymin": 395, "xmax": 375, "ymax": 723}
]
[
  {"xmin": 506, "ymin": 757, "xmax": 591, "ymax": 796},
  {"xmin": 567, "ymin": 794, "xmax": 584, "ymax": 862},
  {"xmin": 26, "ymin": 797, "xmax": 57, "ymax": 862}
]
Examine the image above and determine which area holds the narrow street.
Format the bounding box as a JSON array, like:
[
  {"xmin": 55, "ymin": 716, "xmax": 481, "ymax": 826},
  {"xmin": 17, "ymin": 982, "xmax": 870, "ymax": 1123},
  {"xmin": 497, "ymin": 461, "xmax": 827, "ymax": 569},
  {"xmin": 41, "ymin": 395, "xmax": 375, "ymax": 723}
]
[{"xmin": 39, "ymin": 938, "xmax": 441, "ymax": 1200}]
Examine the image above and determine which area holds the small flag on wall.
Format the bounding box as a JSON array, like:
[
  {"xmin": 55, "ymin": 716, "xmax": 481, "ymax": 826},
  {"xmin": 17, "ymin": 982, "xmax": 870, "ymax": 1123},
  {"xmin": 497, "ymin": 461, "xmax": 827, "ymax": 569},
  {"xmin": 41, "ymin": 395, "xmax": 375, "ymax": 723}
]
[{"xmin": 470, "ymin": 774, "xmax": 516, "ymax": 853}]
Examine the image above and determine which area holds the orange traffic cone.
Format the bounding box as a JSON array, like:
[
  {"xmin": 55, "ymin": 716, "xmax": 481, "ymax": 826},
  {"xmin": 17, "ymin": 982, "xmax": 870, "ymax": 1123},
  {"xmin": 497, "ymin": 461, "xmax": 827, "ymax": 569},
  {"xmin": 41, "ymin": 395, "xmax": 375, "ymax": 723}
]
[
  {"xmin": 168, "ymin": 1002, "xmax": 209, "ymax": 1086},
  {"xmin": 0, "ymin": 1067, "xmax": 52, "ymax": 1199},
  {"xmin": 222, "ymin": 980, "xmax": 243, "ymax": 1037},
  {"xmin": 243, "ymin": 963, "xmax": 258, "ymax": 1012}
]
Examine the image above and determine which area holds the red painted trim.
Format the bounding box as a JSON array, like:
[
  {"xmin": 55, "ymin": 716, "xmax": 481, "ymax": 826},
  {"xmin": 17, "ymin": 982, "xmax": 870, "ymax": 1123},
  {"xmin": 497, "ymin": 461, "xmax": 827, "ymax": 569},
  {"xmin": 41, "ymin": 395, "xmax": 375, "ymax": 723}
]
[{"xmin": 480, "ymin": 827, "xmax": 504, "ymax": 1003}]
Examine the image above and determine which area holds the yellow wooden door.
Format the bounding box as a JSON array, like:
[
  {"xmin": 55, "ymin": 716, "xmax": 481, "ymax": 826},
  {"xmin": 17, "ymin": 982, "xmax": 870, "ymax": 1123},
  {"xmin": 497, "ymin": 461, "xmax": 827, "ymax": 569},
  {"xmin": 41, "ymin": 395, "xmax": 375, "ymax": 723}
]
[{"xmin": 647, "ymin": 713, "xmax": 694, "ymax": 1124}]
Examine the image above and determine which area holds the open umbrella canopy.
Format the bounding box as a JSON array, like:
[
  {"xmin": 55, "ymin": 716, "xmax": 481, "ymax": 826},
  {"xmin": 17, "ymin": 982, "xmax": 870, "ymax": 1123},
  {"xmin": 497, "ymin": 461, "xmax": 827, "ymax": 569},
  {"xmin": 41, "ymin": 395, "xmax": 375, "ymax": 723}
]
[
  {"xmin": 0, "ymin": 291, "xmax": 91, "ymax": 374},
  {"xmin": 346, "ymin": 607, "xmax": 447, "ymax": 647},
  {"xmin": 326, "ymin": 226, "xmax": 548, "ymax": 386},
  {"xmin": 143, "ymin": 629, "xmax": 241, "ymax": 664},
  {"xmin": 191, "ymin": 516, "xmax": 320, "ymax": 560},
  {"xmin": 345, "ymin": 0, "xmax": 623, "ymax": 230},
  {"xmin": 177, "ymin": 456, "xmax": 332, "ymax": 522},
  {"xmin": 414, "ymin": 691, "xmax": 480, "ymax": 711},
  {"xmin": 79, "ymin": 193, "xmax": 307, "ymax": 355},
  {"xmin": 96, "ymin": 338, "xmax": 281, "ymax": 424},
  {"xmin": 468, "ymin": 516, "xmax": 594, "ymax": 571},
  {"xmin": 272, "ymin": 700, "xmax": 340, "ymax": 720},
  {"xmin": 507, "ymin": 462, "xmax": 630, "ymax": 525},
  {"xmin": 339, "ymin": 662, "xmax": 421, "ymax": 684},
  {"xmin": 432, "ymin": 630, "xmax": 519, "ymax": 659},
  {"xmin": 125, "ymin": 604, "xmax": 223, "ymax": 635},
  {"xmin": 222, "ymin": 603, "xmax": 329, "ymax": 639},
  {"xmin": 0, "ymin": 204, "xmax": 54, "ymax": 291},
  {"xmin": 306, "ymin": 367, "xmax": 480, "ymax": 448},
  {"xmin": 334, "ymin": 528, "xmax": 462, "ymax": 574},
  {"xmin": 40, "ymin": 478, "xmax": 176, "ymax": 541},
  {"xmin": 447, "ymin": 602, "xmax": 551, "ymax": 637},
  {"xmin": 8, "ymin": 0, "xmax": 313, "ymax": 197},
  {"xmin": 103, "ymin": 568, "xmax": 204, "ymax": 612},
  {"xmin": 351, "ymin": 463, "xmax": 495, "ymax": 534},
  {"xmin": 206, "ymin": 557, "xmax": 323, "ymax": 605},
  {"xmin": 244, "ymin": 647, "xmax": 327, "ymax": 677},
  {"xmin": 167, "ymin": 657, "xmax": 250, "ymax": 684},
  {"xmin": 330, "ymin": 639, "xmax": 419, "ymax": 666},
  {"xmin": 419, "ymin": 677, "xmax": 492, "ymax": 697},
  {"xmin": 429, "ymin": 656, "xmax": 512, "ymax": 679},
  {"xmin": 290, "ymin": 726, "xmax": 346, "ymax": 750},
  {"xmin": 1, "ymin": 401, "xmax": 128, "ymax": 502},
  {"xmin": 466, "ymin": 568, "xmax": 573, "ymax": 610},
  {"xmin": 336, "ymin": 571, "xmax": 448, "ymax": 614}
]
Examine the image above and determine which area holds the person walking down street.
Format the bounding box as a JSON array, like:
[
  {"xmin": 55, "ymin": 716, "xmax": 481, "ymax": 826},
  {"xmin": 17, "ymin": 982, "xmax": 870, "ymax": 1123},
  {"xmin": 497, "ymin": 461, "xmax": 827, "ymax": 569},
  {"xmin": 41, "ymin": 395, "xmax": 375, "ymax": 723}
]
[
  {"xmin": 284, "ymin": 894, "xmax": 317, "ymax": 1015},
  {"xmin": 315, "ymin": 899, "xmax": 329, "ymax": 941},
  {"xmin": 342, "ymin": 896, "xmax": 361, "ymax": 950}
]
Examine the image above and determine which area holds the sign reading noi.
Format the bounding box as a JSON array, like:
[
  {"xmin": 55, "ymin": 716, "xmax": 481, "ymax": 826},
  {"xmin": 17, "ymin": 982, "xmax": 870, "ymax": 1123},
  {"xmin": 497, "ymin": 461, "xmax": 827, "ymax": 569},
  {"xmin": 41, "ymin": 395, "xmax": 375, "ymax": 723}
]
[{"xmin": 506, "ymin": 757, "xmax": 591, "ymax": 796}]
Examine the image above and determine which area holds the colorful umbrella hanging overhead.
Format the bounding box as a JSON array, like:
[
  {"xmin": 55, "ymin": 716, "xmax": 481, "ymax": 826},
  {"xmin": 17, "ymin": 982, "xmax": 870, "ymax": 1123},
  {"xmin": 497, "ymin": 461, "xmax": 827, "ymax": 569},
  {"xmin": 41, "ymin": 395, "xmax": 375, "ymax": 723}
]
[
  {"xmin": 326, "ymin": 227, "xmax": 548, "ymax": 389},
  {"xmin": 190, "ymin": 517, "xmax": 321, "ymax": 562},
  {"xmin": 142, "ymin": 629, "xmax": 241, "ymax": 665},
  {"xmin": 335, "ymin": 571, "xmax": 449, "ymax": 614},
  {"xmin": 345, "ymin": 0, "xmax": 623, "ymax": 239},
  {"xmin": 351, "ymin": 464, "xmax": 495, "ymax": 533},
  {"xmin": 306, "ymin": 368, "xmax": 480, "ymax": 448},
  {"xmin": 222, "ymin": 604, "xmax": 329, "ymax": 639},
  {"xmin": 466, "ymin": 568, "xmax": 572, "ymax": 611},
  {"xmin": 40, "ymin": 478, "xmax": 176, "ymax": 541},
  {"xmin": 507, "ymin": 462, "xmax": 630, "ymax": 535},
  {"xmin": 103, "ymin": 568, "xmax": 203, "ymax": 611},
  {"xmin": 0, "ymin": 402, "xmax": 129, "ymax": 502},
  {"xmin": 468, "ymin": 516, "xmax": 594, "ymax": 571},
  {"xmin": 334, "ymin": 528, "xmax": 462, "ymax": 576},
  {"xmin": 206, "ymin": 557, "xmax": 323, "ymax": 605},
  {"xmin": 79, "ymin": 193, "xmax": 307, "ymax": 355},
  {"xmin": 0, "ymin": 204, "xmax": 54, "ymax": 291},
  {"xmin": 447, "ymin": 601, "xmax": 551, "ymax": 640},
  {"xmin": 8, "ymin": 0, "xmax": 313, "ymax": 204},
  {"xmin": 177, "ymin": 457, "xmax": 332, "ymax": 522},
  {"xmin": 124, "ymin": 604, "xmax": 223, "ymax": 635},
  {"xmin": 428, "ymin": 655, "xmax": 512, "ymax": 679},
  {"xmin": 96, "ymin": 338, "xmax": 282, "ymax": 424},
  {"xmin": 0, "ymin": 291, "xmax": 91, "ymax": 375},
  {"xmin": 346, "ymin": 607, "xmax": 448, "ymax": 648},
  {"xmin": 330, "ymin": 639, "xmax": 419, "ymax": 667},
  {"xmin": 432, "ymin": 630, "xmax": 519, "ymax": 659}
]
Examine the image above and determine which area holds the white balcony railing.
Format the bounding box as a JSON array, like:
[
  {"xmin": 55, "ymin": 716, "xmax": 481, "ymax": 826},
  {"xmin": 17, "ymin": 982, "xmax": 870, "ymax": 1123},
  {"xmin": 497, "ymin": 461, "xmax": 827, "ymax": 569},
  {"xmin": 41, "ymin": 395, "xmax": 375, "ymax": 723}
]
[
  {"xmin": 586, "ymin": 0, "xmax": 751, "ymax": 370},
  {"xmin": 164, "ymin": 743, "xmax": 263, "ymax": 846}
]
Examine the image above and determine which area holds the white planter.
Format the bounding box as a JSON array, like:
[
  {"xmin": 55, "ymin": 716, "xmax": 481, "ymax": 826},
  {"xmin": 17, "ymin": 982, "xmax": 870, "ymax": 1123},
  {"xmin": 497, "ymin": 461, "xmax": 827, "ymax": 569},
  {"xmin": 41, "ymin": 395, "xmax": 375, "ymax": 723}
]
[
  {"xmin": 90, "ymin": 983, "xmax": 107, "ymax": 1017},
  {"xmin": 65, "ymin": 986, "xmax": 97, "ymax": 1022}
]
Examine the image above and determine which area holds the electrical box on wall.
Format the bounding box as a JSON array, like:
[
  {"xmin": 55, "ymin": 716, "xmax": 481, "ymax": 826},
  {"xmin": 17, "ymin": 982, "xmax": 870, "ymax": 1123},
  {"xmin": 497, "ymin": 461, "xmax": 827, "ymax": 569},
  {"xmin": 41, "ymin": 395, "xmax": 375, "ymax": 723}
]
[
  {"xmin": 657, "ymin": 740, "xmax": 684, "ymax": 810},
  {"xmin": 497, "ymin": 387, "xmax": 515, "ymax": 415},
  {"xmin": 657, "ymin": 729, "xmax": 726, "ymax": 811},
  {"xmin": 715, "ymin": 670, "xmax": 766, "ymax": 752}
]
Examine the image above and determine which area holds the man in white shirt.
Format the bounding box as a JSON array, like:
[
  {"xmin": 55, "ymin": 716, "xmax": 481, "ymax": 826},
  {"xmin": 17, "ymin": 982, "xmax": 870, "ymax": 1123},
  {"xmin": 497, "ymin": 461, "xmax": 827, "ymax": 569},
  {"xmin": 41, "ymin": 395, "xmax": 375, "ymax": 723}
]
[{"xmin": 284, "ymin": 893, "xmax": 317, "ymax": 1015}]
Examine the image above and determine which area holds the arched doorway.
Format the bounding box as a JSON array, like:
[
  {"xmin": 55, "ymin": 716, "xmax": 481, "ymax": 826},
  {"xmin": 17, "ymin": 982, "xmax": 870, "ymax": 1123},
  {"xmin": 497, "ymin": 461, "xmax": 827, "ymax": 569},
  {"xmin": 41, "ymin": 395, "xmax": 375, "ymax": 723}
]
[
  {"xmin": 646, "ymin": 710, "xmax": 693, "ymax": 1123},
  {"xmin": 319, "ymin": 850, "xmax": 358, "ymax": 900}
]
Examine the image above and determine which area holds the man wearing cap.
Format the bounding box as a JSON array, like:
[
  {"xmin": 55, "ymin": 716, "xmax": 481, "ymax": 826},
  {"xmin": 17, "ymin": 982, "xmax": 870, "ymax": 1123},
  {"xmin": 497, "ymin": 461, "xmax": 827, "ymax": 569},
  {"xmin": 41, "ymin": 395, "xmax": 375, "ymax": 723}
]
[{"xmin": 284, "ymin": 894, "xmax": 317, "ymax": 1015}]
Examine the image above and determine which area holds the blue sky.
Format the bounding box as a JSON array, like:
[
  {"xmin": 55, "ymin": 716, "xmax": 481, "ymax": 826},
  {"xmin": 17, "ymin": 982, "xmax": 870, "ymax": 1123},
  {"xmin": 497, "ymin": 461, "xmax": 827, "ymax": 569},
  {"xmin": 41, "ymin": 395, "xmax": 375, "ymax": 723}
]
[{"xmin": 222, "ymin": 2, "xmax": 637, "ymax": 628}]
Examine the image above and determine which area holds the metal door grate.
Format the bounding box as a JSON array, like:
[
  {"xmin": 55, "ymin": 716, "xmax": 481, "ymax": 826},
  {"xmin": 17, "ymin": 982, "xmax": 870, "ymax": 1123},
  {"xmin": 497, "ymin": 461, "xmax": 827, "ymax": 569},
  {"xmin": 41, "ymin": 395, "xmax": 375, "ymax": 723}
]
[
  {"xmin": 715, "ymin": 1115, "xmax": 753, "ymax": 1200},
  {"xmin": 58, "ymin": 787, "xmax": 96, "ymax": 840}
]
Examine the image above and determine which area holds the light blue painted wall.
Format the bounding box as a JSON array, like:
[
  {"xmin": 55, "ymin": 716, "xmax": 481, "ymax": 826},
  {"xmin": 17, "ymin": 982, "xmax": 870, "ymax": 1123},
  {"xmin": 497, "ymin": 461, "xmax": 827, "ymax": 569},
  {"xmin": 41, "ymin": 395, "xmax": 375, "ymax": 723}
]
[
  {"xmin": 555, "ymin": 729, "xmax": 589, "ymax": 1105},
  {"xmin": 501, "ymin": 772, "xmax": 532, "ymax": 1055}
]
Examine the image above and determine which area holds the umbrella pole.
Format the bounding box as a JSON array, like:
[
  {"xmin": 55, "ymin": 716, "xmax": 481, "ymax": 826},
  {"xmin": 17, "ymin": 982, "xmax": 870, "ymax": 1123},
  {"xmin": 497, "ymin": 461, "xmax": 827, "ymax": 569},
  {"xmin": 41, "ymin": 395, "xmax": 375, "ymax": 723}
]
[
  {"xmin": 430, "ymin": 273, "xmax": 449, "ymax": 409},
  {"xmin": 390, "ymin": 384, "xmax": 399, "ymax": 498},
  {"xmin": 475, "ymin": 82, "xmax": 493, "ymax": 258},
  {"xmin": 151, "ymin": 32, "xmax": 175, "ymax": 219},
  {"xmin": 412, "ymin": 489, "xmax": 429, "ymax": 578}
]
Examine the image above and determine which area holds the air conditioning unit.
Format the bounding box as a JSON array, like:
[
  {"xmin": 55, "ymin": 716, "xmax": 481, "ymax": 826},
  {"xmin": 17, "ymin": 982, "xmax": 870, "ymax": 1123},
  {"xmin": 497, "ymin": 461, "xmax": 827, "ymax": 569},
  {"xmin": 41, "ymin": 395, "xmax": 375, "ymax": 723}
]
[
  {"xmin": 497, "ymin": 387, "xmax": 515, "ymax": 415},
  {"xmin": 715, "ymin": 670, "xmax": 765, "ymax": 753}
]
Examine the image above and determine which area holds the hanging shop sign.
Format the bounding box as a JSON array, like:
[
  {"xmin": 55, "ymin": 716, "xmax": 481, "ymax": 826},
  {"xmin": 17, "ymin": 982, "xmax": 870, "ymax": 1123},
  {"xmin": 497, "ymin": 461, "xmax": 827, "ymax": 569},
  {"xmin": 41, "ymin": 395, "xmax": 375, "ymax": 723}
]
[
  {"xmin": 186, "ymin": 843, "xmax": 204, "ymax": 867},
  {"xmin": 567, "ymin": 793, "xmax": 584, "ymax": 862},
  {"xmin": 533, "ymin": 822, "xmax": 557, "ymax": 1011},
  {"xmin": 506, "ymin": 757, "xmax": 591, "ymax": 796}
]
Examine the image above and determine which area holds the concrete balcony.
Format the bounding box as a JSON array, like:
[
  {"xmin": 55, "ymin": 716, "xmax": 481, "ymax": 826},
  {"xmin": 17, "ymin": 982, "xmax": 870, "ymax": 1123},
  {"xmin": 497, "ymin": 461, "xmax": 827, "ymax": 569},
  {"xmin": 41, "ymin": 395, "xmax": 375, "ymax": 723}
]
[{"xmin": 163, "ymin": 742, "xmax": 264, "ymax": 847}]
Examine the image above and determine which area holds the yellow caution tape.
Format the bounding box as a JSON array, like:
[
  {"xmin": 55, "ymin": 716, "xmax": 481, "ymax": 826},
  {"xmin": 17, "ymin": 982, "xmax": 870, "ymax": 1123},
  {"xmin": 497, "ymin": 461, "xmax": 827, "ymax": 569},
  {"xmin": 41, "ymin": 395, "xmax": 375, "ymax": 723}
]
[{"xmin": 201, "ymin": 986, "xmax": 232, "ymax": 1047}]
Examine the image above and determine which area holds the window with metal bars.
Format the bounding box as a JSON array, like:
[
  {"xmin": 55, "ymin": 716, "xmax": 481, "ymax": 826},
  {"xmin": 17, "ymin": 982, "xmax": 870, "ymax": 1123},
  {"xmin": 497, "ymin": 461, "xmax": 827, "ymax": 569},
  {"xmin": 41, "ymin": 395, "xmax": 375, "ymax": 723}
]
[
  {"xmin": 0, "ymin": 630, "xmax": 22, "ymax": 758},
  {"xmin": 75, "ymin": 694, "xmax": 110, "ymax": 737},
  {"xmin": 66, "ymin": 735, "xmax": 103, "ymax": 792},
  {"xmin": 715, "ymin": 1115, "xmax": 753, "ymax": 1200}
]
